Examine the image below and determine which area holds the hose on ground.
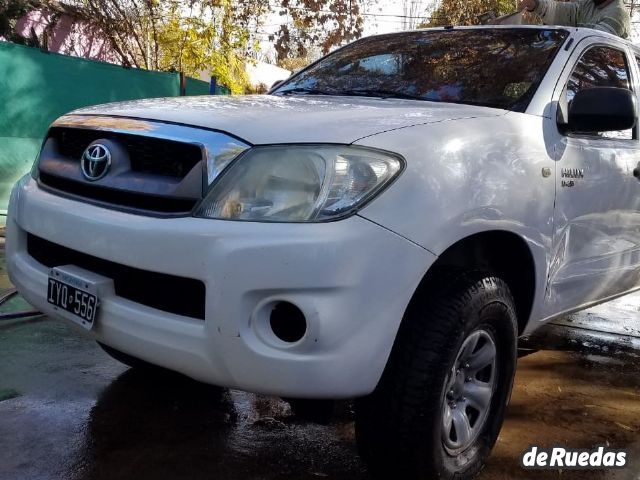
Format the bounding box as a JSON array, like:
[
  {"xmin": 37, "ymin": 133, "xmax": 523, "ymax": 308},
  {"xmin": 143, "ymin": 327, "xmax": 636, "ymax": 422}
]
[{"xmin": 0, "ymin": 288, "xmax": 42, "ymax": 321}]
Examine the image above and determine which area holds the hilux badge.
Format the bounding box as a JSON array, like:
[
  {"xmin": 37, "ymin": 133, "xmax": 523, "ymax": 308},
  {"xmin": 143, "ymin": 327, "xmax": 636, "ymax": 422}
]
[{"xmin": 81, "ymin": 144, "xmax": 111, "ymax": 181}]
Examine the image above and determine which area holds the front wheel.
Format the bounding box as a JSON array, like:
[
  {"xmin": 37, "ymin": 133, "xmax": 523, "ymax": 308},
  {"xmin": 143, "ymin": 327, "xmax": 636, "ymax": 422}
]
[{"xmin": 355, "ymin": 271, "xmax": 518, "ymax": 480}]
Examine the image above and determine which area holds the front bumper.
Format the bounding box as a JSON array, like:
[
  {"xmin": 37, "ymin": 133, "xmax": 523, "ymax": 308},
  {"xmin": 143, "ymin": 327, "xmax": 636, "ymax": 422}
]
[{"xmin": 6, "ymin": 177, "xmax": 435, "ymax": 398}]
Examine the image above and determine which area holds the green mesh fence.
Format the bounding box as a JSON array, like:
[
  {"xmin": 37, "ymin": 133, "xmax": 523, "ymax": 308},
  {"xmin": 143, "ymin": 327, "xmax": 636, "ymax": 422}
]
[{"xmin": 185, "ymin": 76, "xmax": 211, "ymax": 95}]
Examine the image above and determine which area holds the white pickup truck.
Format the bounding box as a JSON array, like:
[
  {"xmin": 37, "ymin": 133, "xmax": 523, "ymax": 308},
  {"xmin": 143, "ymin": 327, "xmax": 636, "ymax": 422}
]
[{"xmin": 6, "ymin": 26, "xmax": 640, "ymax": 479}]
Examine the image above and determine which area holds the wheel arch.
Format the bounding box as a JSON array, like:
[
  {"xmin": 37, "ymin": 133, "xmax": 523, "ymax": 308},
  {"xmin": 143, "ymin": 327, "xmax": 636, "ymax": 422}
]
[{"xmin": 411, "ymin": 230, "xmax": 539, "ymax": 335}]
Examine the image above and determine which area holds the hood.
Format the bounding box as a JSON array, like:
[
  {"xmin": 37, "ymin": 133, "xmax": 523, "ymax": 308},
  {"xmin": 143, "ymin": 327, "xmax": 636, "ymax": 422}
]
[{"xmin": 73, "ymin": 94, "xmax": 506, "ymax": 145}]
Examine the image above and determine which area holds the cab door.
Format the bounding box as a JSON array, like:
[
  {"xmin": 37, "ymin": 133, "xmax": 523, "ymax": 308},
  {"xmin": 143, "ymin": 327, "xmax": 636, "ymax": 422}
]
[{"xmin": 545, "ymin": 41, "xmax": 640, "ymax": 317}]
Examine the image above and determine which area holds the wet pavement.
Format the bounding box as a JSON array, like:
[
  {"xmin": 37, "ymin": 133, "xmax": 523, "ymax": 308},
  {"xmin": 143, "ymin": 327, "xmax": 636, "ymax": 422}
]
[{"xmin": 1, "ymin": 244, "xmax": 640, "ymax": 480}]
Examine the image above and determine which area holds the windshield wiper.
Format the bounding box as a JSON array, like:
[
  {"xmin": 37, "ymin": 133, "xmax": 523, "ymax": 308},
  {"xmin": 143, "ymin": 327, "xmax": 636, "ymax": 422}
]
[
  {"xmin": 276, "ymin": 87, "xmax": 334, "ymax": 96},
  {"xmin": 337, "ymin": 89, "xmax": 426, "ymax": 101},
  {"xmin": 276, "ymin": 87, "xmax": 427, "ymax": 101}
]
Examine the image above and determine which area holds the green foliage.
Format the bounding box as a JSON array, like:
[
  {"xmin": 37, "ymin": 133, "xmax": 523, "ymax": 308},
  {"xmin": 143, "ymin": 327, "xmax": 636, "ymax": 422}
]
[
  {"xmin": 57, "ymin": 0, "xmax": 266, "ymax": 93},
  {"xmin": 0, "ymin": 388, "xmax": 20, "ymax": 402},
  {"xmin": 155, "ymin": 2, "xmax": 252, "ymax": 93},
  {"xmin": 72, "ymin": 0, "xmax": 367, "ymax": 91},
  {"xmin": 426, "ymin": 0, "xmax": 518, "ymax": 27}
]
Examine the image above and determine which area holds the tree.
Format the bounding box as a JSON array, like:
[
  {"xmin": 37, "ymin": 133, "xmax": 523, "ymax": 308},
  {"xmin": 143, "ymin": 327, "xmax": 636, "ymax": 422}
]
[
  {"xmin": 153, "ymin": 0, "xmax": 270, "ymax": 92},
  {"xmin": 273, "ymin": 0, "xmax": 365, "ymax": 63},
  {"xmin": 277, "ymin": 56, "xmax": 311, "ymax": 71},
  {"xmin": 1, "ymin": 1, "xmax": 369, "ymax": 92},
  {"xmin": 66, "ymin": 0, "xmax": 368, "ymax": 84},
  {"xmin": 401, "ymin": 0, "xmax": 433, "ymax": 30},
  {"xmin": 54, "ymin": 0, "xmax": 269, "ymax": 93},
  {"xmin": 0, "ymin": 0, "xmax": 47, "ymax": 44},
  {"xmin": 424, "ymin": 0, "xmax": 519, "ymax": 27}
]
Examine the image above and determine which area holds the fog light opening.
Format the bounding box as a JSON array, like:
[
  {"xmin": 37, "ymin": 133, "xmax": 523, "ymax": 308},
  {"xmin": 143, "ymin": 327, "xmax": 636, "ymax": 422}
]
[{"xmin": 270, "ymin": 302, "xmax": 307, "ymax": 343}]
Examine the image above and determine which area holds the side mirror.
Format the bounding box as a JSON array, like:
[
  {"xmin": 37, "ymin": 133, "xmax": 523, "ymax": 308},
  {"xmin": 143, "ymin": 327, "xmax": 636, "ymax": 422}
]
[{"xmin": 568, "ymin": 87, "xmax": 637, "ymax": 133}]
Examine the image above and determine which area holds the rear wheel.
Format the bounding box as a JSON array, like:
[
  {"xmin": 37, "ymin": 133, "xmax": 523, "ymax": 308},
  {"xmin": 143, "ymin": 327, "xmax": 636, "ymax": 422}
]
[{"xmin": 355, "ymin": 271, "xmax": 518, "ymax": 480}]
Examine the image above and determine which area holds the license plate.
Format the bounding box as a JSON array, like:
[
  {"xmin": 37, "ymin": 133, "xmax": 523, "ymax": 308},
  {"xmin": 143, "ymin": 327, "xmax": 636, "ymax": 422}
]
[{"xmin": 47, "ymin": 275, "xmax": 98, "ymax": 327}]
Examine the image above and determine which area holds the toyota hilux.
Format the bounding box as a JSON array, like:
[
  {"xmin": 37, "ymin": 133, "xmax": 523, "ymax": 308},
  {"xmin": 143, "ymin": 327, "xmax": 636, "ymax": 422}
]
[{"xmin": 6, "ymin": 26, "xmax": 640, "ymax": 479}]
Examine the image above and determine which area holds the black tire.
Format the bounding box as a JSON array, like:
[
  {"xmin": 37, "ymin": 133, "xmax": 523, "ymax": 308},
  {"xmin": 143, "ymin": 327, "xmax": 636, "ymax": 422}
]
[
  {"xmin": 97, "ymin": 342, "xmax": 166, "ymax": 371},
  {"xmin": 286, "ymin": 398, "xmax": 335, "ymax": 424},
  {"xmin": 355, "ymin": 270, "xmax": 518, "ymax": 480}
]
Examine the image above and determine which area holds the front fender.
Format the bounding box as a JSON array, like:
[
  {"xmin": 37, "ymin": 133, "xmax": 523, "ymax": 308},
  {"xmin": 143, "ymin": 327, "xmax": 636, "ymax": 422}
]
[{"xmin": 356, "ymin": 113, "xmax": 554, "ymax": 326}]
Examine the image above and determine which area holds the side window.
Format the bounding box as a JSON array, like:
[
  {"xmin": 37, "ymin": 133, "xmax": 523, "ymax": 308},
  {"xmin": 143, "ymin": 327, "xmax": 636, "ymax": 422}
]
[{"xmin": 565, "ymin": 46, "xmax": 633, "ymax": 139}]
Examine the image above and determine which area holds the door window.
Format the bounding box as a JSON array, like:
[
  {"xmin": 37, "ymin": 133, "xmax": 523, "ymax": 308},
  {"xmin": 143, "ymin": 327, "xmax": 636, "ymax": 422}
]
[{"xmin": 566, "ymin": 46, "xmax": 633, "ymax": 139}]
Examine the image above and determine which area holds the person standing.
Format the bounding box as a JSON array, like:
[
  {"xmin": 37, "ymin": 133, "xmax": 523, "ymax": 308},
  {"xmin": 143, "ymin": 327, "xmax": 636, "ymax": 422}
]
[{"xmin": 518, "ymin": 0, "xmax": 631, "ymax": 39}]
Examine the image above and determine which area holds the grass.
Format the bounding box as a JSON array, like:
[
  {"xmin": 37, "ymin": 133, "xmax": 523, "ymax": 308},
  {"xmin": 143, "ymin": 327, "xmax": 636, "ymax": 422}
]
[{"xmin": 0, "ymin": 388, "xmax": 20, "ymax": 402}]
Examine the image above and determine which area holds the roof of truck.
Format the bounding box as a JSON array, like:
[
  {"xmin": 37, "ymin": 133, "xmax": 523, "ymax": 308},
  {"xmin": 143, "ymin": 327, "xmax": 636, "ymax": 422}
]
[{"xmin": 367, "ymin": 24, "xmax": 636, "ymax": 50}]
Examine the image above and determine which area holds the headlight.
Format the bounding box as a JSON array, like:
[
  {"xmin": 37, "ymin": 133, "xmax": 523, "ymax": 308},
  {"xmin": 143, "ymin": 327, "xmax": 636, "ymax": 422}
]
[{"xmin": 194, "ymin": 145, "xmax": 403, "ymax": 222}]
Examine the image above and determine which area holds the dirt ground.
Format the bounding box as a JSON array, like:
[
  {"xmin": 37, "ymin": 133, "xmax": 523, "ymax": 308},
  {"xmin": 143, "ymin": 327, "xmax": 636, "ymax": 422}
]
[
  {"xmin": 1, "ymin": 243, "xmax": 639, "ymax": 480},
  {"xmin": 0, "ymin": 239, "xmax": 10, "ymax": 291},
  {"xmin": 486, "ymin": 351, "xmax": 640, "ymax": 480}
]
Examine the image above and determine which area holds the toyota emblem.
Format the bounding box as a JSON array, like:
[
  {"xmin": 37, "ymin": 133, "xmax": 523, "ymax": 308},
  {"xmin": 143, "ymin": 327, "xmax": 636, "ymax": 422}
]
[{"xmin": 81, "ymin": 144, "xmax": 111, "ymax": 181}]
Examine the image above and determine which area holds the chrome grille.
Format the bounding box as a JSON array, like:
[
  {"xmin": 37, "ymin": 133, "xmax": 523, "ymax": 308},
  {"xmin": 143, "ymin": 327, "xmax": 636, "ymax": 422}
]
[{"xmin": 36, "ymin": 115, "xmax": 250, "ymax": 216}]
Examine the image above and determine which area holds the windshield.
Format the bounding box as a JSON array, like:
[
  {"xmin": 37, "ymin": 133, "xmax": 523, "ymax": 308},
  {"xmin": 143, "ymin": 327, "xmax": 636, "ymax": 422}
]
[{"xmin": 274, "ymin": 28, "xmax": 568, "ymax": 112}]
